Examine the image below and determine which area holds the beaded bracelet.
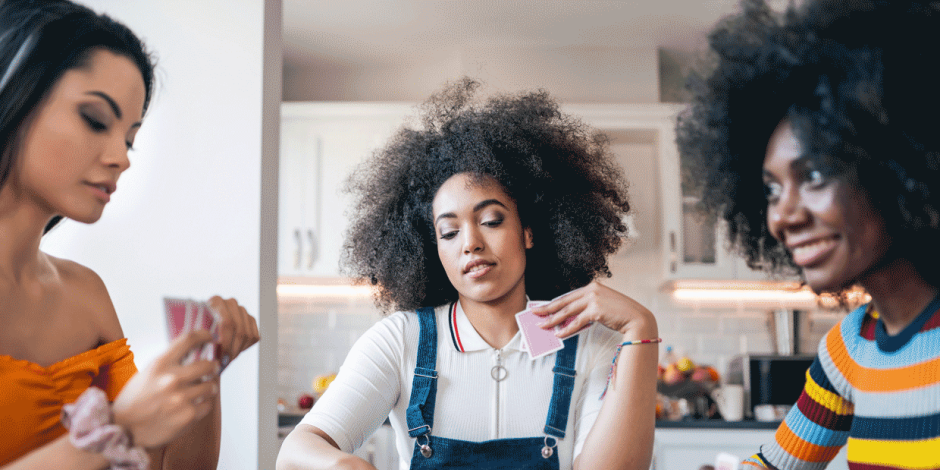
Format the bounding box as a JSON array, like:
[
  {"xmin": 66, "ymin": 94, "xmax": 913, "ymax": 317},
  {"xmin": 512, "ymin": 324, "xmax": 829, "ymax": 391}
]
[{"xmin": 600, "ymin": 338, "xmax": 663, "ymax": 399}]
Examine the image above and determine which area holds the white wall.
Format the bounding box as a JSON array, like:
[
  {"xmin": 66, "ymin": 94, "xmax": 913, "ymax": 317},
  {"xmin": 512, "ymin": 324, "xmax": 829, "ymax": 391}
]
[
  {"xmin": 41, "ymin": 1, "xmax": 281, "ymax": 468},
  {"xmin": 283, "ymin": 46, "xmax": 658, "ymax": 102}
]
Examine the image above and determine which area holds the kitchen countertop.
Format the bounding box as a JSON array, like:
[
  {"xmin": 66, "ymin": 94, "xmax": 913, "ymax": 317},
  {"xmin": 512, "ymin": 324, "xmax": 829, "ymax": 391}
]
[
  {"xmin": 656, "ymin": 419, "xmax": 781, "ymax": 429},
  {"xmin": 280, "ymin": 413, "xmax": 779, "ymax": 430},
  {"xmin": 279, "ymin": 413, "xmax": 393, "ymax": 429},
  {"xmin": 279, "ymin": 413, "xmax": 307, "ymax": 428}
]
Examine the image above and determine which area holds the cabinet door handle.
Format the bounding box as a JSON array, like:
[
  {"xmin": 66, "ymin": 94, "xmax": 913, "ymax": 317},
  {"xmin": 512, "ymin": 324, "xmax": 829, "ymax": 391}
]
[
  {"xmin": 306, "ymin": 228, "xmax": 318, "ymax": 269},
  {"xmin": 294, "ymin": 229, "xmax": 302, "ymax": 270},
  {"xmin": 669, "ymin": 230, "xmax": 677, "ymax": 273}
]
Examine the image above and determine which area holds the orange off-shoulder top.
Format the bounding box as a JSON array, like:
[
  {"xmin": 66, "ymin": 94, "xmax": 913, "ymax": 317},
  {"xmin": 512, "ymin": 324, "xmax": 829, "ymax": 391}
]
[{"xmin": 0, "ymin": 338, "xmax": 138, "ymax": 466}]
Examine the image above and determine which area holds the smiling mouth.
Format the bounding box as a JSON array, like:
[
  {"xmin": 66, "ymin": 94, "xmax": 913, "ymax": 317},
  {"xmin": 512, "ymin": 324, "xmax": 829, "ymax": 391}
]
[{"xmin": 790, "ymin": 237, "xmax": 838, "ymax": 266}]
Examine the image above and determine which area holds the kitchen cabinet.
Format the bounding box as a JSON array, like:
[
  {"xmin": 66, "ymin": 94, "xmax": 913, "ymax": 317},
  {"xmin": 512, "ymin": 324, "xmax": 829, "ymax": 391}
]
[
  {"xmin": 652, "ymin": 428, "xmax": 849, "ymax": 470},
  {"xmin": 279, "ymin": 102, "xmax": 779, "ymax": 281},
  {"xmin": 565, "ymin": 104, "xmax": 730, "ymax": 281},
  {"xmin": 569, "ymin": 103, "xmax": 781, "ymax": 282},
  {"xmin": 278, "ymin": 103, "xmax": 414, "ymax": 277}
]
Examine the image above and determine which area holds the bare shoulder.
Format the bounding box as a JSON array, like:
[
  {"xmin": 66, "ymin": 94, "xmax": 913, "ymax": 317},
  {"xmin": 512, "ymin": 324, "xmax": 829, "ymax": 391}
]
[{"xmin": 45, "ymin": 254, "xmax": 125, "ymax": 342}]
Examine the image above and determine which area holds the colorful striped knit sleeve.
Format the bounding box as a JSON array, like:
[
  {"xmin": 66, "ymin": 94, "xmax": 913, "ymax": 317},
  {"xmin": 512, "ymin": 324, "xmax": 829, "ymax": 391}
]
[{"xmin": 740, "ymin": 357, "xmax": 854, "ymax": 469}]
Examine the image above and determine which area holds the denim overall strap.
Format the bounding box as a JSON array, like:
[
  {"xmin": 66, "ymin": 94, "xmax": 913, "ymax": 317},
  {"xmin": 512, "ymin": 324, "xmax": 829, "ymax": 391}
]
[
  {"xmin": 406, "ymin": 307, "xmax": 439, "ymax": 438},
  {"xmin": 543, "ymin": 336, "xmax": 578, "ymax": 439}
]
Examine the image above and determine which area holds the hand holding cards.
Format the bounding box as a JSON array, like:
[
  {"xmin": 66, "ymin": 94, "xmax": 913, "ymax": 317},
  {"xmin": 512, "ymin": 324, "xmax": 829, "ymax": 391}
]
[
  {"xmin": 164, "ymin": 298, "xmax": 221, "ymax": 366},
  {"xmin": 516, "ymin": 293, "xmax": 591, "ymax": 360},
  {"xmin": 516, "ymin": 303, "xmax": 564, "ymax": 359}
]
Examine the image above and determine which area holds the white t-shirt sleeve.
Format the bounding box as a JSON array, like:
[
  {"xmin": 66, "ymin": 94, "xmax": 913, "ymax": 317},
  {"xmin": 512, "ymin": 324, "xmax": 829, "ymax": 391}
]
[
  {"xmin": 571, "ymin": 324, "xmax": 622, "ymax": 460},
  {"xmin": 298, "ymin": 312, "xmax": 406, "ymax": 453}
]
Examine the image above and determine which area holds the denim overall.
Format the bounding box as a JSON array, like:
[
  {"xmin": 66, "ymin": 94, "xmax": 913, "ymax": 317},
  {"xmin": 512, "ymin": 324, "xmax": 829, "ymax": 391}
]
[{"xmin": 406, "ymin": 307, "xmax": 578, "ymax": 470}]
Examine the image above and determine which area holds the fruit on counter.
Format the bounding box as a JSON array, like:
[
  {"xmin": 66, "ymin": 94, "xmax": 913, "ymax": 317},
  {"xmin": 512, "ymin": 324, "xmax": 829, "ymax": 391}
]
[
  {"xmin": 298, "ymin": 393, "xmax": 315, "ymax": 410},
  {"xmin": 657, "ymin": 364, "xmax": 665, "ymax": 381},
  {"xmin": 675, "ymin": 356, "xmax": 695, "ymax": 374},
  {"xmin": 313, "ymin": 373, "xmax": 337, "ymax": 395},
  {"xmin": 689, "ymin": 366, "xmax": 711, "ymax": 383},
  {"xmin": 705, "ymin": 365, "xmax": 720, "ymax": 382},
  {"xmin": 661, "ymin": 363, "xmax": 685, "ymax": 386}
]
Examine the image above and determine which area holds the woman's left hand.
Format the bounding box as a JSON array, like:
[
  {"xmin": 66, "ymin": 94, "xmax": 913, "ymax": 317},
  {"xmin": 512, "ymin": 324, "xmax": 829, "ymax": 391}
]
[
  {"xmin": 533, "ymin": 282, "xmax": 657, "ymax": 340},
  {"xmin": 209, "ymin": 296, "xmax": 260, "ymax": 369}
]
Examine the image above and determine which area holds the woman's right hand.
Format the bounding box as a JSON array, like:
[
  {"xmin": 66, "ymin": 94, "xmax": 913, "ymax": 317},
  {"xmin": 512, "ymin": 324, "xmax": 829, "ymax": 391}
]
[{"xmin": 111, "ymin": 330, "xmax": 220, "ymax": 448}]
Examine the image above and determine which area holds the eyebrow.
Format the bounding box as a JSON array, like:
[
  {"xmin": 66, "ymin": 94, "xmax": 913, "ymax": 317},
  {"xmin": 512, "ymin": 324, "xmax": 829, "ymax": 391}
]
[
  {"xmin": 86, "ymin": 91, "xmax": 122, "ymax": 119},
  {"xmin": 435, "ymin": 199, "xmax": 508, "ymax": 225},
  {"xmin": 762, "ymin": 155, "xmax": 813, "ymax": 179},
  {"xmin": 86, "ymin": 91, "xmax": 143, "ymax": 130}
]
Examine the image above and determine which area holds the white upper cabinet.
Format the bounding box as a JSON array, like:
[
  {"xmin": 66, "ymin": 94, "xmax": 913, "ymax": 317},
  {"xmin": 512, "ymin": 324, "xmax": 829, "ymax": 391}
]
[
  {"xmin": 571, "ymin": 103, "xmax": 775, "ymax": 282},
  {"xmin": 278, "ymin": 103, "xmax": 414, "ymax": 277},
  {"xmin": 279, "ymin": 102, "xmax": 778, "ymax": 281}
]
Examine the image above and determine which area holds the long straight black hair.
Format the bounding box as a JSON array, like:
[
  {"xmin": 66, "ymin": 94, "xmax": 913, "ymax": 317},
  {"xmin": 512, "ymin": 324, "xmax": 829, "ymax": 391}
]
[{"xmin": 0, "ymin": 0, "xmax": 156, "ymax": 233}]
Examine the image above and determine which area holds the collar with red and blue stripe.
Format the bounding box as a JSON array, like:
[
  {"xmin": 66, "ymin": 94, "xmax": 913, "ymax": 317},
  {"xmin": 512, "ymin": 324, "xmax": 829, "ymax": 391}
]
[{"xmin": 447, "ymin": 302, "xmax": 466, "ymax": 352}]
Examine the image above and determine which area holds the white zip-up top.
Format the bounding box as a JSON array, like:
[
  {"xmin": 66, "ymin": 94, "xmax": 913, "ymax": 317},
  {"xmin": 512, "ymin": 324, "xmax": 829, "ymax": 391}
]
[{"xmin": 300, "ymin": 302, "xmax": 621, "ymax": 470}]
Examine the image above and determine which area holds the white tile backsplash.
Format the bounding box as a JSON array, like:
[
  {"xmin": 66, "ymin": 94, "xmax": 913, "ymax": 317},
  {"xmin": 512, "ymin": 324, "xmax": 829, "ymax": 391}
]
[
  {"xmin": 276, "ymin": 289, "xmax": 849, "ymax": 402},
  {"xmin": 277, "ymin": 297, "xmax": 383, "ymax": 403}
]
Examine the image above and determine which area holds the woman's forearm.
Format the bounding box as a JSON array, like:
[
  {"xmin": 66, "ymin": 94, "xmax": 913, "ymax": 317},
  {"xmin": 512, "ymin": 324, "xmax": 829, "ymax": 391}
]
[
  {"xmin": 276, "ymin": 425, "xmax": 377, "ymax": 470},
  {"xmin": 0, "ymin": 435, "xmax": 109, "ymax": 470},
  {"xmin": 160, "ymin": 386, "xmax": 222, "ymax": 470},
  {"xmin": 0, "ymin": 393, "xmax": 219, "ymax": 470},
  {"xmin": 575, "ymin": 327, "xmax": 659, "ymax": 470}
]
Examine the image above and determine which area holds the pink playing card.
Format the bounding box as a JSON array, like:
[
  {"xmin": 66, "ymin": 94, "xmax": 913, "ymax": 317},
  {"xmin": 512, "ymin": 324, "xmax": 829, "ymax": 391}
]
[
  {"xmin": 164, "ymin": 298, "xmax": 220, "ymax": 365},
  {"xmin": 515, "ymin": 308, "xmax": 564, "ymax": 359},
  {"xmin": 527, "ymin": 296, "xmax": 590, "ymax": 341}
]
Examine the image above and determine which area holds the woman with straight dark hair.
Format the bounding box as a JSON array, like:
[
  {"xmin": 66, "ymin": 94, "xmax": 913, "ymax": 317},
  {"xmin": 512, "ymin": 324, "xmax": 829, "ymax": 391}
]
[{"xmin": 0, "ymin": 1, "xmax": 259, "ymax": 468}]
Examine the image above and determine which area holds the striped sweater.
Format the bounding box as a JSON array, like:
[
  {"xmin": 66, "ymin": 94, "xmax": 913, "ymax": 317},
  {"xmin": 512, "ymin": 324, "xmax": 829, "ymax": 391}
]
[{"xmin": 742, "ymin": 299, "xmax": 940, "ymax": 470}]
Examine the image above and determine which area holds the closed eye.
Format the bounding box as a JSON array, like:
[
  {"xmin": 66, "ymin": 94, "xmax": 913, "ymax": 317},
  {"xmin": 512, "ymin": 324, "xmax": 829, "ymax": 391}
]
[
  {"xmin": 482, "ymin": 218, "xmax": 503, "ymax": 227},
  {"xmin": 82, "ymin": 114, "xmax": 107, "ymax": 132},
  {"xmin": 439, "ymin": 230, "xmax": 458, "ymax": 240}
]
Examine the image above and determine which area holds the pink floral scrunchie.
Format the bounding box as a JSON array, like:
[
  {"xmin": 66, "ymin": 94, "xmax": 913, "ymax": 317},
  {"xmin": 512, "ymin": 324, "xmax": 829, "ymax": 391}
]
[{"xmin": 61, "ymin": 387, "xmax": 149, "ymax": 470}]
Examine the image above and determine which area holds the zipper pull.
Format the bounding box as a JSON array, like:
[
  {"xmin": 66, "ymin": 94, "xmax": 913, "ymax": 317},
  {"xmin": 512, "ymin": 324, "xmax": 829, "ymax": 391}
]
[{"xmin": 491, "ymin": 349, "xmax": 507, "ymax": 381}]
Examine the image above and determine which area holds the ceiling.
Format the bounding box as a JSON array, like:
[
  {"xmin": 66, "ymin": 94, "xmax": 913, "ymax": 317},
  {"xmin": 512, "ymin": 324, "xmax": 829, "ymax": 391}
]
[{"xmin": 282, "ymin": 0, "xmax": 769, "ymax": 69}]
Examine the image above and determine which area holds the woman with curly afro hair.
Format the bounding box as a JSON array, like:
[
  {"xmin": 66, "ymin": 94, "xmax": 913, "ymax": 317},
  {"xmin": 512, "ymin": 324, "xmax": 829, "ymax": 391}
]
[
  {"xmin": 277, "ymin": 79, "xmax": 659, "ymax": 470},
  {"xmin": 678, "ymin": 0, "xmax": 940, "ymax": 467}
]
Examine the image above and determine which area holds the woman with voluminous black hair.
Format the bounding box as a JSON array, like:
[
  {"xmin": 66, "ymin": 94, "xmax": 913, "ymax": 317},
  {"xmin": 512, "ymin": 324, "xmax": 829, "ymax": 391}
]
[
  {"xmin": 678, "ymin": 0, "xmax": 940, "ymax": 467},
  {"xmin": 277, "ymin": 79, "xmax": 660, "ymax": 470}
]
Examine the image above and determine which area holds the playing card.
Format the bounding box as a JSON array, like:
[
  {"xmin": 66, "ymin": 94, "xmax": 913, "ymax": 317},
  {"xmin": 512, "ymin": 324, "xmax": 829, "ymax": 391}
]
[
  {"xmin": 164, "ymin": 298, "xmax": 221, "ymax": 365},
  {"xmin": 527, "ymin": 295, "xmax": 590, "ymax": 341},
  {"xmin": 515, "ymin": 308, "xmax": 564, "ymax": 359}
]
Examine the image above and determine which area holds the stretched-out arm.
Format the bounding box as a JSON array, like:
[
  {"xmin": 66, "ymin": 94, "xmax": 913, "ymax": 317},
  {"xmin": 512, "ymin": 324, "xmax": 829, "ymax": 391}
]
[
  {"xmin": 276, "ymin": 315, "xmax": 404, "ymax": 470},
  {"xmin": 278, "ymin": 425, "xmax": 377, "ymax": 470},
  {"xmin": 534, "ymin": 282, "xmax": 658, "ymax": 470}
]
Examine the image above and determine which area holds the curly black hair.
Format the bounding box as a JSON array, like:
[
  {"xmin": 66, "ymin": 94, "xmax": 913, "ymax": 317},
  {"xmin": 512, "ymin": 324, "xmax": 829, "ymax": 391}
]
[
  {"xmin": 343, "ymin": 79, "xmax": 631, "ymax": 312},
  {"xmin": 677, "ymin": 0, "xmax": 940, "ymax": 287}
]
